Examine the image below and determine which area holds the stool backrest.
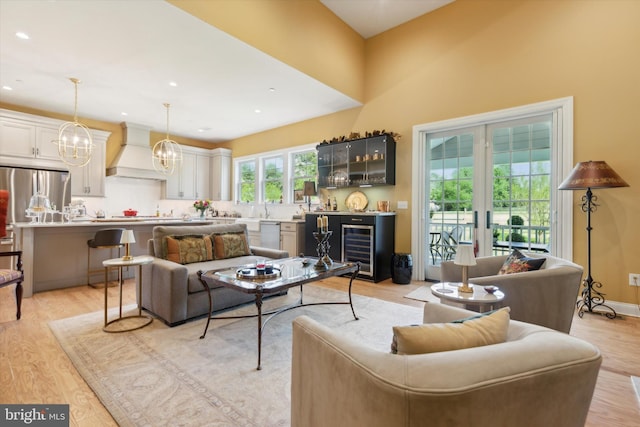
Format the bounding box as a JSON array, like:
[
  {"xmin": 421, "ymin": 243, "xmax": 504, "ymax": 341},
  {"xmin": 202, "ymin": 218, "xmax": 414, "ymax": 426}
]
[{"xmin": 91, "ymin": 228, "xmax": 125, "ymax": 247}]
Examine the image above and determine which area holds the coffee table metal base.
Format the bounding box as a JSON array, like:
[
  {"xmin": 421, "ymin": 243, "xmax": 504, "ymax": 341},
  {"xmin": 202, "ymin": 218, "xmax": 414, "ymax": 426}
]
[{"xmin": 198, "ymin": 259, "xmax": 360, "ymax": 370}]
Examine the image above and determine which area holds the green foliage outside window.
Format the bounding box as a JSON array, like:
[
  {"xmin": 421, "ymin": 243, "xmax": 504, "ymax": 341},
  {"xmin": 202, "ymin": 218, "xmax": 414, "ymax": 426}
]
[{"xmin": 239, "ymin": 162, "xmax": 255, "ymax": 203}]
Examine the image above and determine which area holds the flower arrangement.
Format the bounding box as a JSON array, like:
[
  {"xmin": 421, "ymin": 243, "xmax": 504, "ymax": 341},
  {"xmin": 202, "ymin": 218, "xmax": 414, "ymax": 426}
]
[{"xmin": 193, "ymin": 200, "xmax": 211, "ymax": 212}]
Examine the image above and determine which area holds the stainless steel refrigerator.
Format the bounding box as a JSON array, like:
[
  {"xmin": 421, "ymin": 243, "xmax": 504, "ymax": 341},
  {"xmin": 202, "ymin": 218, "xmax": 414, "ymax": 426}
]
[{"xmin": 0, "ymin": 166, "xmax": 71, "ymax": 224}]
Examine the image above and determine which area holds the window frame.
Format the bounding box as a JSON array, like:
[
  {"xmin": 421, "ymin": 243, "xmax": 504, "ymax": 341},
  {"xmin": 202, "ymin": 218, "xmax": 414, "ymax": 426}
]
[{"xmin": 234, "ymin": 142, "xmax": 317, "ymax": 204}]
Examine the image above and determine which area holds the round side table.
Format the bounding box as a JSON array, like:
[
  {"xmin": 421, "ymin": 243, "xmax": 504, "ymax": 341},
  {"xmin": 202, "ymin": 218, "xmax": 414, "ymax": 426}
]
[
  {"xmin": 102, "ymin": 255, "xmax": 154, "ymax": 332},
  {"xmin": 431, "ymin": 282, "xmax": 505, "ymax": 313}
]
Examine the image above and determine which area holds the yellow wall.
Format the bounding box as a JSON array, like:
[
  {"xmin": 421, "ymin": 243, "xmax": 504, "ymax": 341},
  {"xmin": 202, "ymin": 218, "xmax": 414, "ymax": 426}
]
[
  {"xmin": 168, "ymin": 0, "xmax": 365, "ymax": 102},
  {"xmin": 222, "ymin": 0, "xmax": 640, "ymax": 305}
]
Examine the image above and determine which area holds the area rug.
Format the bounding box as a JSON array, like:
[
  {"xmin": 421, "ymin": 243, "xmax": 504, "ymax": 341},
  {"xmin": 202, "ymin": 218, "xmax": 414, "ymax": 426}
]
[
  {"xmin": 49, "ymin": 285, "xmax": 424, "ymax": 427},
  {"xmin": 403, "ymin": 283, "xmax": 441, "ymax": 303}
]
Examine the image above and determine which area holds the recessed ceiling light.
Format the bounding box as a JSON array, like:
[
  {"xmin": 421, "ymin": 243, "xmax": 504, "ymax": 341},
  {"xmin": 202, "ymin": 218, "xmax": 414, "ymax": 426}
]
[
  {"xmin": 254, "ymin": 109, "xmax": 262, "ymax": 114},
  {"xmin": 269, "ymin": 88, "xmax": 276, "ymax": 92},
  {"xmin": 2, "ymin": 86, "xmax": 13, "ymax": 91},
  {"xmin": 169, "ymin": 81, "xmax": 177, "ymax": 87},
  {"xmin": 121, "ymin": 112, "xmax": 128, "ymax": 116},
  {"xmin": 15, "ymin": 32, "xmax": 29, "ymax": 40}
]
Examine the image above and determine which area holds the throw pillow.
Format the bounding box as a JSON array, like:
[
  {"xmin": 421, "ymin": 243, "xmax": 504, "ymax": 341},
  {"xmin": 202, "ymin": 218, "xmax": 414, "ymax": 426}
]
[
  {"xmin": 498, "ymin": 249, "xmax": 546, "ymax": 275},
  {"xmin": 391, "ymin": 307, "xmax": 510, "ymax": 355},
  {"xmin": 212, "ymin": 232, "xmax": 251, "ymax": 259},
  {"xmin": 165, "ymin": 235, "xmax": 213, "ymax": 264}
]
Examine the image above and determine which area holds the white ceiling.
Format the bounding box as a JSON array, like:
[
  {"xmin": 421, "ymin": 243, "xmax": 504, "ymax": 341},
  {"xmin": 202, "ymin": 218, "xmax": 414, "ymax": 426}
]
[{"xmin": 0, "ymin": 0, "xmax": 452, "ymax": 143}]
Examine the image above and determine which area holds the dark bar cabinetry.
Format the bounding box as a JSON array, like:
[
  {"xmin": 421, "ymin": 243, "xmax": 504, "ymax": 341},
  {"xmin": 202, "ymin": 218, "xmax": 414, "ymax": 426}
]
[{"xmin": 304, "ymin": 212, "xmax": 395, "ymax": 282}]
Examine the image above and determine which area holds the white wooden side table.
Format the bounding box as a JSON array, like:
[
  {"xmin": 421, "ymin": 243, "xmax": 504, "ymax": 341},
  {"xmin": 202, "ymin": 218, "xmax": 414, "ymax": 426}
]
[
  {"xmin": 102, "ymin": 255, "xmax": 154, "ymax": 332},
  {"xmin": 431, "ymin": 282, "xmax": 505, "ymax": 313}
]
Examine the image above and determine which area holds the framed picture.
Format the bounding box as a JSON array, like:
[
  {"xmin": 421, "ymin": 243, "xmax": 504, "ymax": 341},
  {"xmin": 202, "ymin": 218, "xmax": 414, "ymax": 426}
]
[{"xmin": 294, "ymin": 189, "xmax": 304, "ymax": 202}]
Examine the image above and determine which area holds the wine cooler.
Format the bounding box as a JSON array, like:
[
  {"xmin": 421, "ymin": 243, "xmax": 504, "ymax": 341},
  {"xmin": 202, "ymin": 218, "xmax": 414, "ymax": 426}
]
[{"xmin": 342, "ymin": 224, "xmax": 374, "ymax": 279}]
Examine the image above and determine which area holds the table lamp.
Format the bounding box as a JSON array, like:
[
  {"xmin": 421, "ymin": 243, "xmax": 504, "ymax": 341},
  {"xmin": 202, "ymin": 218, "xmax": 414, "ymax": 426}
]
[
  {"xmin": 454, "ymin": 244, "xmax": 476, "ymax": 293},
  {"xmin": 120, "ymin": 230, "xmax": 135, "ymax": 261},
  {"xmin": 303, "ymin": 181, "xmax": 316, "ymax": 212}
]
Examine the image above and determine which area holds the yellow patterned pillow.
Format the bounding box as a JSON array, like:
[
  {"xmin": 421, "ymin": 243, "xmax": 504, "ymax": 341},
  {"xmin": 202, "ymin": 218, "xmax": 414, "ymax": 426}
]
[
  {"xmin": 391, "ymin": 307, "xmax": 510, "ymax": 355},
  {"xmin": 212, "ymin": 232, "xmax": 251, "ymax": 259},
  {"xmin": 165, "ymin": 235, "xmax": 213, "ymax": 264}
]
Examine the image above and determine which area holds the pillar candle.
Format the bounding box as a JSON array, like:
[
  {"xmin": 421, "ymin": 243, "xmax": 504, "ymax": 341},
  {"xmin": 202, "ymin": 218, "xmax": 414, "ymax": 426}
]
[{"xmin": 317, "ymin": 216, "xmax": 322, "ymax": 230}]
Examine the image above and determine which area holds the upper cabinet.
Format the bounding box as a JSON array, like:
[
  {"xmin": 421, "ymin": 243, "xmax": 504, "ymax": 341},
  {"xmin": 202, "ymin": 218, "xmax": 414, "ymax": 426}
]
[
  {"xmin": 163, "ymin": 146, "xmax": 219, "ymax": 201},
  {"xmin": 210, "ymin": 148, "xmax": 231, "ymax": 201},
  {"xmin": 317, "ymin": 134, "xmax": 396, "ymax": 189},
  {"xmin": 0, "ymin": 109, "xmax": 111, "ymax": 192}
]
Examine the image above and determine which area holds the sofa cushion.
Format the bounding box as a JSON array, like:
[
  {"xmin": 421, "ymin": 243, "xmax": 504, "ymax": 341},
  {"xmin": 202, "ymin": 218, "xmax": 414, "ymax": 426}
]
[
  {"xmin": 212, "ymin": 232, "xmax": 251, "ymax": 259},
  {"xmin": 152, "ymin": 223, "xmax": 250, "ymax": 259},
  {"xmin": 391, "ymin": 307, "xmax": 510, "ymax": 355},
  {"xmin": 498, "ymin": 249, "xmax": 546, "ymax": 275},
  {"xmin": 165, "ymin": 235, "xmax": 213, "ymax": 264}
]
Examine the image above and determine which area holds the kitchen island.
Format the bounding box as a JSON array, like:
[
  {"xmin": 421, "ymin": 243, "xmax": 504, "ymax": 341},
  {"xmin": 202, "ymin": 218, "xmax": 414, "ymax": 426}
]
[{"xmin": 13, "ymin": 219, "xmax": 214, "ymax": 297}]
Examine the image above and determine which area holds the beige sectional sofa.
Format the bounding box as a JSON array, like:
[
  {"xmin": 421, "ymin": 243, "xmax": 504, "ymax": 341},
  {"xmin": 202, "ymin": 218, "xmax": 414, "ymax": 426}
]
[
  {"xmin": 440, "ymin": 252, "xmax": 583, "ymax": 333},
  {"xmin": 140, "ymin": 223, "xmax": 289, "ymax": 326},
  {"xmin": 291, "ymin": 303, "xmax": 601, "ymax": 427}
]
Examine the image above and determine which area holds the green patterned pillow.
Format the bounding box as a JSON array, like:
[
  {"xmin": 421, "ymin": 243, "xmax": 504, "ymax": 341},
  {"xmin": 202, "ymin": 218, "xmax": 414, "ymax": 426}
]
[
  {"xmin": 164, "ymin": 235, "xmax": 213, "ymax": 264},
  {"xmin": 212, "ymin": 232, "xmax": 251, "ymax": 259}
]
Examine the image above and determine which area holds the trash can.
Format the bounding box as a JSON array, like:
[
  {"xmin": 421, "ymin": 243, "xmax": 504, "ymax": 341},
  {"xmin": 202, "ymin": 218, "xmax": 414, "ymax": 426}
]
[{"xmin": 391, "ymin": 253, "xmax": 412, "ymax": 284}]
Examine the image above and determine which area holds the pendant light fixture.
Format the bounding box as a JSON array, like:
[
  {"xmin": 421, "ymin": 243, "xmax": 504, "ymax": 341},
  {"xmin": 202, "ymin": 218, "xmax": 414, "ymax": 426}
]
[
  {"xmin": 56, "ymin": 78, "xmax": 93, "ymax": 167},
  {"xmin": 152, "ymin": 103, "xmax": 183, "ymax": 175}
]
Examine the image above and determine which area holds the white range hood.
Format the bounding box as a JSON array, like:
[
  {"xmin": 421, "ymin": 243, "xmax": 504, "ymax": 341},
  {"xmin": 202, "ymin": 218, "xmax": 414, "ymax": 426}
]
[{"xmin": 106, "ymin": 122, "xmax": 166, "ymax": 180}]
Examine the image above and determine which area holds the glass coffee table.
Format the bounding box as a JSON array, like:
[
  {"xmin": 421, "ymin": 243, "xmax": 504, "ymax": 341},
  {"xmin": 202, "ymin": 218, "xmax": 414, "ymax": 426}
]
[{"xmin": 198, "ymin": 257, "xmax": 360, "ymax": 370}]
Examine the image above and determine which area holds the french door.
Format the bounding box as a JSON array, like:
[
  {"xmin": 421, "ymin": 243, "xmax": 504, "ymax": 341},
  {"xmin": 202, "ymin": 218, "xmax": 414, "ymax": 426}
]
[{"xmin": 414, "ymin": 98, "xmax": 574, "ymax": 281}]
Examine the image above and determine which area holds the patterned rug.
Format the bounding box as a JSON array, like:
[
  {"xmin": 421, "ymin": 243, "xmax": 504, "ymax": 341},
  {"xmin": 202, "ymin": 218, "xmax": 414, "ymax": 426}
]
[{"xmin": 49, "ymin": 285, "xmax": 424, "ymax": 426}]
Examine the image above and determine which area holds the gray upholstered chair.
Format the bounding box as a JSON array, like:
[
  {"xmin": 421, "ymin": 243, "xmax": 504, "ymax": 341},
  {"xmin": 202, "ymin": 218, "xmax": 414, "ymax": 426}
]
[
  {"xmin": 291, "ymin": 303, "xmax": 601, "ymax": 427},
  {"xmin": 440, "ymin": 252, "xmax": 583, "ymax": 333}
]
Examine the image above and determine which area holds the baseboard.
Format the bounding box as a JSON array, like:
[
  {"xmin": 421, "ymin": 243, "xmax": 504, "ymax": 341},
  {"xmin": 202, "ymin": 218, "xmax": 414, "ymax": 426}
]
[{"xmin": 608, "ymin": 300, "xmax": 640, "ymax": 318}]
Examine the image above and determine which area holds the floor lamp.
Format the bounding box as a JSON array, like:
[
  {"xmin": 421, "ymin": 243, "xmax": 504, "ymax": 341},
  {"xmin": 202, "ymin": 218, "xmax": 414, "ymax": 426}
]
[{"xmin": 559, "ymin": 160, "xmax": 629, "ymax": 319}]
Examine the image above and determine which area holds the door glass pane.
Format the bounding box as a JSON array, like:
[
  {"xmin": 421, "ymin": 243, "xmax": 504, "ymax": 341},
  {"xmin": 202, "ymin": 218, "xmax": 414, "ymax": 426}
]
[
  {"xmin": 428, "ymin": 133, "xmax": 474, "ymax": 265},
  {"xmin": 490, "ymin": 117, "xmax": 552, "ymax": 255}
]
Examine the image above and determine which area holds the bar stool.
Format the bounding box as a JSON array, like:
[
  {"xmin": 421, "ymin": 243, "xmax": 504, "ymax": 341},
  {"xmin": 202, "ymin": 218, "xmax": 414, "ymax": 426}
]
[{"xmin": 87, "ymin": 228, "xmax": 125, "ymax": 288}]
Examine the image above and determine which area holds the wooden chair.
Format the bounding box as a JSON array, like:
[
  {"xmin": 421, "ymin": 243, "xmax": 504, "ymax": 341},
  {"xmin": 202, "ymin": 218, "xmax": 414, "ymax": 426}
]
[
  {"xmin": 0, "ymin": 251, "xmax": 23, "ymax": 319},
  {"xmin": 1, "ymin": 189, "xmax": 23, "ymax": 319}
]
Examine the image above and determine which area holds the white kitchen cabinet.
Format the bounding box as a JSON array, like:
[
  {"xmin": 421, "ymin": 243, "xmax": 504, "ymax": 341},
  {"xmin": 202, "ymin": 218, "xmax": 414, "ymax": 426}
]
[
  {"xmin": 280, "ymin": 221, "xmax": 305, "ymax": 257},
  {"xmin": 0, "ymin": 118, "xmax": 58, "ymax": 161},
  {"xmin": 70, "ymin": 134, "xmax": 107, "ymax": 197},
  {"xmin": 164, "ymin": 147, "xmax": 213, "ymax": 200},
  {"xmin": 195, "ymin": 154, "xmax": 210, "ymax": 200},
  {"xmin": 0, "ymin": 109, "xmax": 112, "ymax": 173},
  {"xmin": 210, "ymin": 148, "xmax": 231, "ymax": 201}
]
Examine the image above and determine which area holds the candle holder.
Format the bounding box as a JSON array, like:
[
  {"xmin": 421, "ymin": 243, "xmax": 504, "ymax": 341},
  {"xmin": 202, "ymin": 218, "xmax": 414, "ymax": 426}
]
[{"xmin": 312, "ymin": 231, "xmax": 333, "ymax": 270}]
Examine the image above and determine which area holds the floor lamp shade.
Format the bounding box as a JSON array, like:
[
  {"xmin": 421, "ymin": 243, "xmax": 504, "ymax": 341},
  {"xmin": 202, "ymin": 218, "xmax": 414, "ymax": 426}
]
[{"xmin": 559, "ymin": 160, "xmax": 629, "ymax": 319}]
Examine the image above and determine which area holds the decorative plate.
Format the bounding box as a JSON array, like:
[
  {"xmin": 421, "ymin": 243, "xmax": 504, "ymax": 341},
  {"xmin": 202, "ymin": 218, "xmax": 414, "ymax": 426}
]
[{"xmin": 345, "ymin": 190, "xmax": 368, "ymax": 211}]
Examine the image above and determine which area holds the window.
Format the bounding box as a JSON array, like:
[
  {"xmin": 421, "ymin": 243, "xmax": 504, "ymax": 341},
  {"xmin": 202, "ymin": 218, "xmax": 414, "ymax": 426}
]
[
  {"xmin": 234, "ymin": 143, "xmax": 317, "ymax": 204},
  {"xmin": 238, "ymin": 160, "xmax": 256, "ymax": 203},
  {"xmin": 291, "ymin": 149, "xmax": 317, "ymax": 202},
  {"xmin": 263, "ymin": 155, "xmax": 284, "ymax": 203}
]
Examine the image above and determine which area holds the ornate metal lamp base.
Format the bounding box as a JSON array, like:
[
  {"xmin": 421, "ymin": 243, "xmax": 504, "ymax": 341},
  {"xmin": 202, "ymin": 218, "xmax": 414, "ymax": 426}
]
[{"xmin": 577, "ymin": 277, "xmax": 617, "ymax": 319}]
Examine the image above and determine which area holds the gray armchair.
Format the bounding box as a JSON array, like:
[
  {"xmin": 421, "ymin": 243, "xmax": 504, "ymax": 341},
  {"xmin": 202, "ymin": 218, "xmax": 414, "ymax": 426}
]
[
  {"xmin": 291, "ymin": 303, "xmax": 601, "ymax": 427},
  {"xmin": 440, "ymin": 252, "xmax": 583, "ymax": 333}
]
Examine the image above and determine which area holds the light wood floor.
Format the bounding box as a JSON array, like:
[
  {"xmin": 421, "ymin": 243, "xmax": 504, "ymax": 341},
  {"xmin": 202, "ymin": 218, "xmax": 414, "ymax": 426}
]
[{"xmin": 1, "ymin": 278, "xmax": 639, "ymax": 426}]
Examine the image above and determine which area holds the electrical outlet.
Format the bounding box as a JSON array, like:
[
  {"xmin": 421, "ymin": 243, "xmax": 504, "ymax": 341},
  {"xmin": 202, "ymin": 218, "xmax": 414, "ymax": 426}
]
[{"xmin": 630, "ymin": 273, "xmax": 640, "ymax": 286}]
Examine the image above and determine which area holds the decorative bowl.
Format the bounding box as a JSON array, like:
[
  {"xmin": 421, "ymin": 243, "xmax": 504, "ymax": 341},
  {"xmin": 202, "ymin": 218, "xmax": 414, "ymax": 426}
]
[{"xmin": 484, "ymin": 285, "xmax": 499, "ymax": 294}]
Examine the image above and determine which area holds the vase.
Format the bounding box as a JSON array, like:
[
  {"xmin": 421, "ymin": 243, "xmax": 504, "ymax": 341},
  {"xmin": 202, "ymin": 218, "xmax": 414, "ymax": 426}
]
[{"xmin": 198, "ymin": 210, "xmax": 205, "ymax": 219}]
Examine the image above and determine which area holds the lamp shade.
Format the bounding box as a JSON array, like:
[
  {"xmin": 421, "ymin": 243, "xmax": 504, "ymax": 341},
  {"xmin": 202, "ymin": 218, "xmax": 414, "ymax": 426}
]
[
  {"xmin": 454, "ymin": 244, "xmax": 476, "ymax": 266},
  {"xmin": 559, "ymin": 161, "xmax": 629, "ymax": 190},
  {"xmin": 303, "ymin": 181, "xmax": 316, "ymax": 196},
  {"xmin": 120, "ymin": 230, "xmax": 136, "ymax": 244}
]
